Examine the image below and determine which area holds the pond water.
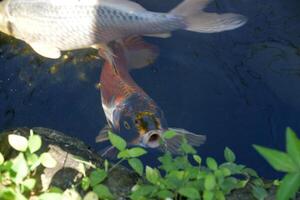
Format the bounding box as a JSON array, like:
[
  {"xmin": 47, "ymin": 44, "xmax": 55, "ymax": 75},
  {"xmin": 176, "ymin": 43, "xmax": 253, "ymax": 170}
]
[{"xmin": 0, "ymin": 0, "xmax": 300, "ymax": 179}]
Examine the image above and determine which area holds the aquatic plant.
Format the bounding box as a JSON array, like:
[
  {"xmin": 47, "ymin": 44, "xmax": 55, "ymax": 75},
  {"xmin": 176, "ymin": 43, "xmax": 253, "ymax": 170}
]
[
  {"xmin": 0, "ymin": 130, "xmax": 60, "ymax": 200},
  {"xmin": 254, "ymin": 127, "xmax": 300, "ymax": 200},
  {"xmin": 0, "ymin": 129, "xmax": 299, "ymax": 200}
]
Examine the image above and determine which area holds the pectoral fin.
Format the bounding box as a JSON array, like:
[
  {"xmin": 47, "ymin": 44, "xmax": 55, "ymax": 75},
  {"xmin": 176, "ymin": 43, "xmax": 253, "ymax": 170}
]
[
  {"xmin": 143, "ymin": 33, "xmax": 172, "ymax": 38},
  {"xmin": 95, "ymin": 124, "xmax": 111, "ymax": 143},
  {"xmin": 121, "ymin": 36, "xmax": 159, "ymax": 69},
  {"xmin": 99, "ymin": 145, "xmax": 118, "ymax": 159},
  {"xmin": 93, "ymin": 43, "xmax": 116, "ymax": 67},
  {"xmin": 160, "ymin": 128, "xmax": 206, "ymax": 154},
  {"xmin": 29, "ymin": 43, "xmax": 61, "ymax": 59}
]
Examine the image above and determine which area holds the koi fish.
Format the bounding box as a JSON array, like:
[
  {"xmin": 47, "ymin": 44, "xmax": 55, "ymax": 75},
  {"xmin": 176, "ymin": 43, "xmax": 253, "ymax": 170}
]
[
  {"xmin": 96, "ymin": 37, "xmax": 206, "ymax": 155},
  {"xmin": 0, "ymin": 0, "xmax": 247, "ymax": 63}
]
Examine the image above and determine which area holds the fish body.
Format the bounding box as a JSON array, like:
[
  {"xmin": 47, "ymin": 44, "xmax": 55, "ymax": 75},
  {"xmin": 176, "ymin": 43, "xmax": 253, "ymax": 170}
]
[
  {"xmin": 0, "ymin": 0, "xmax": 247, "ymax": 59},
  {"xmin": 97, "ymin": 38, "xmax": 206, "ymax": 154}
]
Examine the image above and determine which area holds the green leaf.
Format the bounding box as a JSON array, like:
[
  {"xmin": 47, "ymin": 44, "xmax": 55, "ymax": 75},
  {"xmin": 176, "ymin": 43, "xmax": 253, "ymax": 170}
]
[
  {"xmin": 206, "ymin": 157, "xmax": 218, "ymax": 171},
  {"xmin": 167, "ymin": 170, "xmax": 185, "ymax": 183},
  {"xmin": 22, "ymin": 178, "xmax": 36, "ymax": 190},
  {"xmin": 130, "ymin": 185, "xmax": 158, "ymax": 199},
  {"xmin": 178, "ymin": 187, "xmax": 200, "ymax": 199},
  {"xmin": 118, "ymin": 148, "xmax": 147, "ymax": 159},
  {"xmin": 286, "ymin": 127, "xmax": 300, "ymax": 168},
  {"xmin": 40, "ymin": 153, "xmax": 57, "ymax": 168},
  {"xmin": 83, "ymin": 192, "xmax": 98, "ymax": 200},
  {"xmin": 93, "ymin": 184, "xmax": 113, "ymax": 199},
  {"xmin": 14, "ymin": 192, "xmax": 27, "ymax": 200},
  {"xmin": 193, "ymin": 155, "xmax": 202, "ymax": 165},
  {"xmin": 128, "ymin": 158, "xmax": 143, "ymax": 176},
  {"xmin": 128, "ymin": 147, "xmax": 147, "ymax": 157},
  {"xmin": 273, "ymin": 179, "xmax": 280, "ymax": 186},
  {"xmin": 28, "ymin": 134, "xmax": 42, "ymax": 153},
  {"xmin": 1, "ymin": 160, "xmax": 12, "ymax": 171},
  {"xmin": 158, "ymin": 152, "xmax": 175, "ymax": 172},
  {"xmin": 204, "ymin": 173, "xmax": 216, "ymax": 190},
  {"xmin": 276, "ymin": 173, "xmax": 300, "ymax": 200},
  {"xmin": 0, "ymin": 188, "xmax": 16, "ymax": 200},
  {"xmin": 203, "ymin": 190, "xmax": 214, "ymax": 200},
  {"xmin": 39, "ymin": 192, "xmax": 63, "ymax": 200},
  {"xmin": 163, "ymin": 130, "xmax": 177, "ymax": 139},
  {"xmin": 157, "ymin": 190, "xmax": 173, "ymax": 199},
  {"xmin": 8, "ymin": 134, "xmax": 28, "ymax": 152},
  {"xmin": 62, "ymin": 189, "xmax": 81, "ymax": 200},
  {"xmin": 236, "ymin": 179, "xmax": 249, "ymax": 189},
  {"xmin": 180, "ymin": 142, "xmax": 197, "ymax": 154},
  {"xmin": 0, "ymin": 152, "xmax": 4, "ymax": 165},
  {"xmin": 242, "ymin": 168, "xmax": 258, "ymax": 177},
  {"xmin": 173, "ymin": 156, "xmax": 192, "ymax": 170},
  {"xmin": 220, "ymin": 167, "xmax": 231, "ymax": 177},
  {"xmin": 48, "ymin": 187, "xmax": 63, "ymax": 193},
  {"xmin": 27, "ymin": 153, "xmax": 41, "ymax": 171},
  {"xmin": 215, "ymin": 169, "xmax": 224, "ymax": 184},
  {"xmin": 11, "ymin": 153, "xmax": 29, "ymax": 183},
  {"xmin": 252, "ymin": 185, "xmax": 268, "ymax": 200},
  {"xmin": 108, "ymin": 132, "xmax": 127, "ymax": 151},
  {"xmin": 220, "ymin": 177, "xmax": 238, "ymax": 194},
  {"xmin": 89, "ymin": 169, "xmax": 107, "ymax": 187},
  {"xmin": 145, "ymin": 166, "xmax": 160, "ymax": 184},
  {"xmin": 252, "ymin": 178, "xmax": 264, "ymax": 187},
  {"xmin": 215, "ymin": 191, "xmax": 225, "ymax": 200},
  {"xmin": 220, "ymin": 163, "xmax": 245, "ymax": 174},
  {"xmin": 254, "ymin": 145, "xmax": 298, "ymax": 173},
  {"xmin": 81, "ymin": 177, "xmax": 90, "ymax": 191},
  {"xmin": 117, "ymin": 149, "xmax": 130, "ymax": 159},
  {"xmin": 224, "ymin": 147, "xmax": 236, "ymax": 162}
]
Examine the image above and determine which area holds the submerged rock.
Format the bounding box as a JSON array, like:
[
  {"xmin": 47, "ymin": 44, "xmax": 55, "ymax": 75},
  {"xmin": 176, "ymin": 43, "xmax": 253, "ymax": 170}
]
[{"xmin": 0, "ymin": 127, "xmax": 138, "ymax": 199}]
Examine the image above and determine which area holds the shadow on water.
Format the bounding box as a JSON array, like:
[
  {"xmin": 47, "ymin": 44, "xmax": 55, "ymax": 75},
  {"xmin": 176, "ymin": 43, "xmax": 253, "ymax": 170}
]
[{"xmin": 0, "ymin": 0, "xmax": 300, "ymax": 178}]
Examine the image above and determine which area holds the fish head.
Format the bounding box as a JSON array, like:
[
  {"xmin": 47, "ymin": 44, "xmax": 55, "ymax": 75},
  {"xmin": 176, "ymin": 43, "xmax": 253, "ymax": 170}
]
[
  {"xmin": 117, "ymin": 95, "xmax": 168, "ymax": 148},
  {"xmin": 0, "ymin": 0, "xmax": 11, "ymax": 35},
  {"xmin": 133, "ymin": 110, "xmax": 168, "ymax": 148}
]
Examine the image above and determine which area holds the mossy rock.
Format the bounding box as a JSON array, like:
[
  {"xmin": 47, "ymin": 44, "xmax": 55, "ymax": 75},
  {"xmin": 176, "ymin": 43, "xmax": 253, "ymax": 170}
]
[{"xmin": 0, "ymin": 127, "xmax": 138, "ymax": 199}]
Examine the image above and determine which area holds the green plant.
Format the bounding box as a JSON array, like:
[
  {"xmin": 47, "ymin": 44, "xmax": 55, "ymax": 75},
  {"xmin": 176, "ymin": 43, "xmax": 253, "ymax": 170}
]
[
  {"xmin": 4, "ymin": 128, "xmax": 297, "ymax": 200},
  {"xmin": 0, "ymin": 130, "xmax": 111, "ymax": 200},
  {"xmin": 254, "ymin": 127, "xmax": 300, "ymax": 200},
  {"xmin": 0, "ymin": 130, "xmax": 60, "ymax": 200},
  {"xmin": 79, "ymin": 163, "xmax": 113, "ymax": 200},
  {"xmin": 106, "ymin": 131, "xmax": 265, "ymax": 200},
  {"xmin": 76, "ymin": 131, "xmax": 149, "ymax": 200}
]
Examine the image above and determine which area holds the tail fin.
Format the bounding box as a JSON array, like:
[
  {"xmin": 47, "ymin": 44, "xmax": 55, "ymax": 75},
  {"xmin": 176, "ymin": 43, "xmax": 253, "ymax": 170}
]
[{"xmin": 170, "ymin": 0, "xmax": 247, "ymax": 33}]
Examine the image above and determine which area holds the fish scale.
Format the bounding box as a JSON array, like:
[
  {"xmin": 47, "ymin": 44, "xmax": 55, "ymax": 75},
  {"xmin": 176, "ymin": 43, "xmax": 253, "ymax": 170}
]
[
  {"xmin": 7, "ymin": 1, "xmax": 183, "ymax": 49},
  {"xmin": 0, "ymin": 0, "xmax": 247, "ymax": 59}
]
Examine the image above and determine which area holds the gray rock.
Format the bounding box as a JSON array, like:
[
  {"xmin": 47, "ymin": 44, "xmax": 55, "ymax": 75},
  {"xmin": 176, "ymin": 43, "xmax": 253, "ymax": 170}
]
[{"xmin": 0, "ymin": 127, "xmax": 138, "ymax": 199}]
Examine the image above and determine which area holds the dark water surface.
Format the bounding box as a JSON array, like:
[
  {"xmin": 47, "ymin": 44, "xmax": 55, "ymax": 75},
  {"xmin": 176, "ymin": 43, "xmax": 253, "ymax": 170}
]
[{"xmin": 1, "ymin": 0, "xmax": 300, "ymax": 178}]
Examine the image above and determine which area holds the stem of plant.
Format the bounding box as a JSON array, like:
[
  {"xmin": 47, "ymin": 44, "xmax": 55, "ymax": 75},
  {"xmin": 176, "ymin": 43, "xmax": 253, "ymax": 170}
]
[{"xmin": 109, "ymin": 158, "xmax": 125, "ymax": 173}]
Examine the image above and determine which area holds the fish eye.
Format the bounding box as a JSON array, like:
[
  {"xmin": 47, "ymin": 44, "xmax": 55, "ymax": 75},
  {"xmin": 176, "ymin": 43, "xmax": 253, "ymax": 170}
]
[{"xmin": 123, "ymin": 121, "xmax": 131, "ymax": 130}]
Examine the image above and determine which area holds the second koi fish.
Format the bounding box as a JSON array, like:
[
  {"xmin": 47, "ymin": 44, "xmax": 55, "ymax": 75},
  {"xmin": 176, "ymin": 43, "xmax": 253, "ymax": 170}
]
[{"xmin": 96, "ymin": 37, "xmax": 206, "ymax": 155}]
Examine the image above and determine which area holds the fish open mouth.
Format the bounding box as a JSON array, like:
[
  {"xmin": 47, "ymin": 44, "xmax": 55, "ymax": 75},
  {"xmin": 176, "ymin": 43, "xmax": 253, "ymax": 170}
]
[{"xmin": 142, "ymin": 130, "xmax": 163, "ymax": 148}]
